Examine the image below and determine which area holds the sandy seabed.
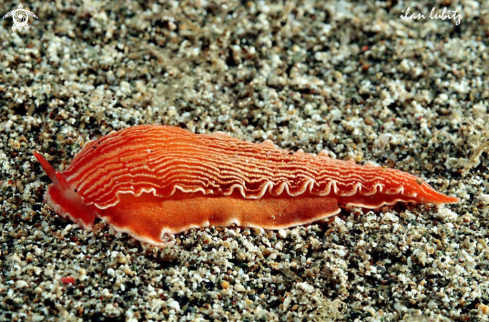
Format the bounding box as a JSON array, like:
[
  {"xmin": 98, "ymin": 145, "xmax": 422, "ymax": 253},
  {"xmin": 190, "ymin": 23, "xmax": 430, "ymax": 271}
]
[{"xmin": 1, "ymin": 0, "xmax": 488, "ymax": 321}]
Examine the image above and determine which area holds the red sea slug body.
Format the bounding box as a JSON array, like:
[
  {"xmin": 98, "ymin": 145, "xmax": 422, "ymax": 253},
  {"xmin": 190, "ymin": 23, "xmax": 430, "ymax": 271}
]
[{"xmin": 33, "ymin": 125, "xmax": 459, "ymax": 245}]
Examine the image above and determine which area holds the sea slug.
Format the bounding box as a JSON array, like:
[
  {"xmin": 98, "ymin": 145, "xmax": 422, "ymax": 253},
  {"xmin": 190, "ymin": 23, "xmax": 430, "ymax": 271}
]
[{"xmin": 33, "ymin": 125, "xmax": 459, "ymax": 245}]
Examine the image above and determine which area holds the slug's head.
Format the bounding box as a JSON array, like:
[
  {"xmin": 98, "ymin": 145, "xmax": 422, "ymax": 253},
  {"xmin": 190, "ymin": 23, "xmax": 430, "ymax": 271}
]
[{"xmin": 33, "ymin": 151, "xmax": 96, "ymax": 229}]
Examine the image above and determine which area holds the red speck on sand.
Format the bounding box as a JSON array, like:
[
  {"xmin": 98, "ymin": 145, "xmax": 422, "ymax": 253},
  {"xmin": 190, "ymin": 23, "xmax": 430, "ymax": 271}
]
[{"xmin": 61, "ymin": 276, "xmax": 76, "ymax": 285}]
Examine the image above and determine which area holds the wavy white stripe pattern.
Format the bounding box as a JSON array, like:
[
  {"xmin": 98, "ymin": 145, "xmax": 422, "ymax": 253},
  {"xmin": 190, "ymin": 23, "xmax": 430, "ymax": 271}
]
[{"xmin": 60, "ymin": 125, "xmax": 457, "ymax": 209}]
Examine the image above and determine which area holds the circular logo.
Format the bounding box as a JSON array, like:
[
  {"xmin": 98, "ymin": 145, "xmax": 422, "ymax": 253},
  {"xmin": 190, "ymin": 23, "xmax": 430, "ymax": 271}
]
[
  {"xmin": 3, "ymin": 3, "xmax": 38, "ymax": 31},
  {"xmin": 12, "ymin": 8, "xmax": 29, "ymax": 30}
]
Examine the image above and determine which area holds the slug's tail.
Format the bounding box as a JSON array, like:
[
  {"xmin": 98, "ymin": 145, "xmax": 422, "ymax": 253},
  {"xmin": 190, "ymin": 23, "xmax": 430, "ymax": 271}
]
[
  {"xmin": 416, "ymin": 181, "xmax": 460, "ymax": 205},
  {"xmin": 33, "ymin": 151, "xmax": 96, "ymax": 229}
]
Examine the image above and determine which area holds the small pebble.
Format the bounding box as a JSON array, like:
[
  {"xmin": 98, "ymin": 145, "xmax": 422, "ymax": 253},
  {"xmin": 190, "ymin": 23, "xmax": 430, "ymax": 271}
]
[
  {"xmin": 221, "ymin": 281, "xmax": 229, "ymax": 290},
  {"xmin": 234, "ymin": 284, "xmax": 245, "ymax": 292},
  {"xmin": 278, "ymin": 229, "xmax": 287, "ymax": 239}
]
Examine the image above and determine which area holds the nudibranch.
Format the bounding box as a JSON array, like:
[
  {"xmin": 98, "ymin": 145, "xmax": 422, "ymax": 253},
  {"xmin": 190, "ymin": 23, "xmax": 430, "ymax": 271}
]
[{"xmin": 33, "ymin": 125, "xmax": 458, "ymax": 245}]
